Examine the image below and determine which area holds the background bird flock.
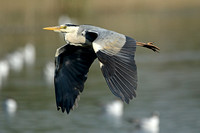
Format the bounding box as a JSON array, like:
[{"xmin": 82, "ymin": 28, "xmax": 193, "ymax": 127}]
[
  {"xmin": 0, "ymin": 43, "xmax": 35, "ymax": 116},
  {"xmin": 0, "ymin": 43, "xmax": 36, "ymax": 89}
]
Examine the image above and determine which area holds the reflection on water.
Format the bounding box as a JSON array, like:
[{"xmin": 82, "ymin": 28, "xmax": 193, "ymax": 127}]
[{"xmin": 0, "ymin": 0, "xmax": 200, "ymax": 133}]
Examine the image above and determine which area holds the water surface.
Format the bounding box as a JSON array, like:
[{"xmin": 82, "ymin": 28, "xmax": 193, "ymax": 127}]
[{"xmin": 0, "ymin": 1, "xmax": 200, "ymax": 133}]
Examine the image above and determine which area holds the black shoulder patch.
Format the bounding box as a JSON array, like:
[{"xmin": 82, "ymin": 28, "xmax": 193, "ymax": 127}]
[{"xmin": 85, "ymin": 31, "xmax": 98, "ymax": 42}]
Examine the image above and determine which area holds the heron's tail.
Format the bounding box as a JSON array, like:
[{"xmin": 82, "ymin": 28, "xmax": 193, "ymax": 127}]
[{"xmin": 136, "ymin": 42, "xmax": 160, "ymax": 52}]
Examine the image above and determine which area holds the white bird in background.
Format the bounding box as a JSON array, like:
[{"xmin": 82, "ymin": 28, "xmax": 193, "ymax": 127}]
[
  {"xmin": 0, "ymin": 60, "xmax": 10, "ymax": 87},
  {"xmin": 5, "ymin": 43, "xmax": 35, "ymax": 73},
  {"xmin": 58, "ymin": 15, "xmax": 78, "ymax": 26},
  {"xmin": 23, "ymin": 43, "xmax": 36, "ymax": 67},
  {"xmin": 133, "ymin": 112, "xmax": 160, "ymax": 133},
  {"xmin": 3, "ymin": 98, "xmax": 17, "ymax": 116},
  {"xmin": 102, "ymin": 100, "xmax": 124, "ymax": 118},
  {"xmin": 6, "ymin": 49, "xmax": 24, "ymax": 73},
  {"xmin": 43, "ymin": 62, "xmax": 55, "ymax": 85}
]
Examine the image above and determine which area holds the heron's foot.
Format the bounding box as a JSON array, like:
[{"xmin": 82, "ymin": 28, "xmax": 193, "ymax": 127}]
[{"xmin": 136, "ymin": 42, "xmax": 160, "ymax": 52}]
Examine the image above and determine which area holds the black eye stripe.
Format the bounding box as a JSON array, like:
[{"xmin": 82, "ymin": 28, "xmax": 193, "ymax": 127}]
[{"xmin": 65, "ymin": 24, "xmax": 79, "ymax": 27}]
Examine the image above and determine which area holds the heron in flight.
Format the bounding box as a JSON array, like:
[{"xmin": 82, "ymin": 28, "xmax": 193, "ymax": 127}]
[{"xmin": 43, "ymin": 24, "xmax": 160, "ymax": 114}]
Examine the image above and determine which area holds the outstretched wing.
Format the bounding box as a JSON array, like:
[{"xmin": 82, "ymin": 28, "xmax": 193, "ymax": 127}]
[
  {"xmin": 90, "ymin": 31, "xmax": 137, "ymax": 103},
  {"xmin": 54, "ymin": 44, "xmax": 97, "ymax": 113}
]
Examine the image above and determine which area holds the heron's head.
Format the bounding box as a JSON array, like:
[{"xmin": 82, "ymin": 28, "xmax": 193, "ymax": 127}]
[
  {"xmin": 44, "ymin": 24, "xmax": 86, "ymax": 44},
  {"xmin": 43, "ymin": 24, "xmax": 79, "ymax": 33}
]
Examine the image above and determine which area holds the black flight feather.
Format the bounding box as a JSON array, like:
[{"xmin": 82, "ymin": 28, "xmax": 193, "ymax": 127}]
[{"xmin": 54, "ymin": 44, "xmax": 96, "ymax": 113}]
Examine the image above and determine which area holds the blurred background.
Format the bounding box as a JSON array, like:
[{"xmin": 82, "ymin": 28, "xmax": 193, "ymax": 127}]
[{"xmin": 0, "ymin": 0, "xmax": 200, "ymax": 133}]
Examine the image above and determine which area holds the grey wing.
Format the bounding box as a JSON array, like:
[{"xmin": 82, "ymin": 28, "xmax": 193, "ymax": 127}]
[
  {"xmin": 54, "ymin": 44, "xmax": 97, "ymax": 114},
  {"xmin": 92, "ymin": 35, "xmax": 137, "ymax": 103}
]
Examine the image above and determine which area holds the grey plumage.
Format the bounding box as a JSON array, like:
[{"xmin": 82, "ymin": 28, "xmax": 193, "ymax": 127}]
[
  {"xmin": 43, "ymin": 24, "xmax": 160, "ymax": 114},
  {"xmin": 96, "ymin": 36, "xmax": 137, "ymax": 103}
]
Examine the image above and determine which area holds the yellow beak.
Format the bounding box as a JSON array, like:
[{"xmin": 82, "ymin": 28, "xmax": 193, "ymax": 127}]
[{"xmin": 43, "ymin": 26, "xmax": 61, "ymax": 31}]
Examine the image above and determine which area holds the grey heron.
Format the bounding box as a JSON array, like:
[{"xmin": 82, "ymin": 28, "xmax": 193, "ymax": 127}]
[{"xmin": 43, "ymin": 24, "xmax": 160, "ymax": 114}]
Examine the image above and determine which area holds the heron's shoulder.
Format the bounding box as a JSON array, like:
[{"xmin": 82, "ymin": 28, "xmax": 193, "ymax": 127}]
[{"xmin": 80, "ymin": 25, "xmax": 128, "ymax": 44}]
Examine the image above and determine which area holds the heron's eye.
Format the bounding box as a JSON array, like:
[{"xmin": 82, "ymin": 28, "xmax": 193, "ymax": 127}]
[{"xmin": 60, "ymin": 25, "xmax": 67, "ymax": 29}]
